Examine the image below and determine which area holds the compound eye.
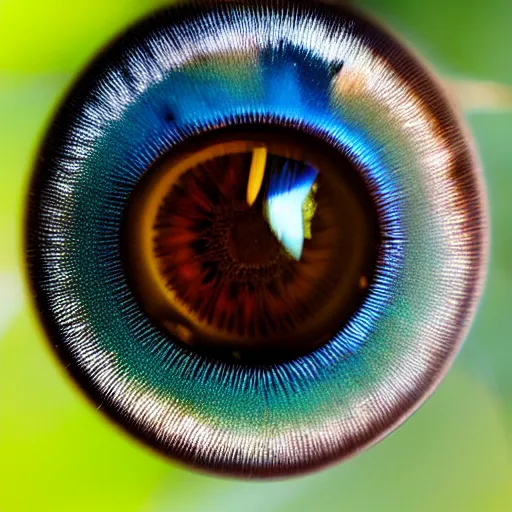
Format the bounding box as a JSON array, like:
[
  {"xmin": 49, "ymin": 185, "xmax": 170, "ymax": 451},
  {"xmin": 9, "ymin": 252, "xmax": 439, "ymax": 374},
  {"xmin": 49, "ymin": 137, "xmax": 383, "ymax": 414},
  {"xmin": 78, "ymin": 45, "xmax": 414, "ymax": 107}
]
[{"xmin": 26, "ymin": 0, "xmax": 488, "ymax": 477}]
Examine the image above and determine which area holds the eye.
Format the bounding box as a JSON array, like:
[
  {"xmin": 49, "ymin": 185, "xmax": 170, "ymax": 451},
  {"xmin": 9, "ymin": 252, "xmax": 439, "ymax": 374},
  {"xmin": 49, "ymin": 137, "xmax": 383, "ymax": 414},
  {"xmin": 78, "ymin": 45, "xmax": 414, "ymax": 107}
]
[{"xmin": 25, "ymin": 0, "xmax": 487, "ymax": 477}]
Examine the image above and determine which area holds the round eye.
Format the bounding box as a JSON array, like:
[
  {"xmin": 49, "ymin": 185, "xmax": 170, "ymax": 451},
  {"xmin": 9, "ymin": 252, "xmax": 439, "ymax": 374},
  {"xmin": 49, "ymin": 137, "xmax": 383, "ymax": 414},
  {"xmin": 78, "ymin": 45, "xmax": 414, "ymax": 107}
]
[
  {"xmin": 125, "ymin": 129, "xmax": 378, "ymax": 363},
  {"xmin": 26, "ymin": 0, "xmax": 488, "ymax": 477}
]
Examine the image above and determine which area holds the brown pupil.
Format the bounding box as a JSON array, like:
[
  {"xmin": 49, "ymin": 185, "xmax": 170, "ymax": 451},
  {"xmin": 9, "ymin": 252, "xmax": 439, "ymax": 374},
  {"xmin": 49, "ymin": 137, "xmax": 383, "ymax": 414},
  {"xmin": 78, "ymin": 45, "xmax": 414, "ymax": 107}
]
[
  {"xmin": 125, "ymin": 131, "xmax": 379, "ymax": 364},
  {"xmin": 227, "ymin": 208, "xmax": 282, "ymax": 266}
]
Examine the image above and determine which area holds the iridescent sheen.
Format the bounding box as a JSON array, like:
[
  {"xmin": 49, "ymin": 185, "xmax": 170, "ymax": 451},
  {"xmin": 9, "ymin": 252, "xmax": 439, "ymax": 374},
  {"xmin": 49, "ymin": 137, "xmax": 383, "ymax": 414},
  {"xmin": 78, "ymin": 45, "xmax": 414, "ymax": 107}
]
[{"xmin": 26, "ymin": 0, "xmax": 487, "ymax": 477}]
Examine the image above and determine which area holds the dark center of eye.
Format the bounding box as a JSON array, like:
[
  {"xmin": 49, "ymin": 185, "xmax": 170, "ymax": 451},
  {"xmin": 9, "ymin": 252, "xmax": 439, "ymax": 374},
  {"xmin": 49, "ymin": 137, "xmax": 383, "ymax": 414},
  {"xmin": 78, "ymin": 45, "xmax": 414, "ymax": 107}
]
[
  {"xmin": 125, "ymin": 128, "xmax": 379, "ymax": 364},
  {"xmin": 228, "ymin": 209, "xmax": 282, "ymax": 265}
]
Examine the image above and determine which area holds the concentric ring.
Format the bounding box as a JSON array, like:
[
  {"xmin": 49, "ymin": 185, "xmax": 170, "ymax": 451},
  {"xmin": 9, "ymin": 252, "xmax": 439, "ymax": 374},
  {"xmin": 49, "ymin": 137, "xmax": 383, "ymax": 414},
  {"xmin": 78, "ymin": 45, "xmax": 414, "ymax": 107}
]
[
  {"xmin": 125, "ymin": 129, "xmax": 380, "ymax": 362},
  {"xmin": 26, "ymin": 0, "xmax": 487, "ymax": 477}
]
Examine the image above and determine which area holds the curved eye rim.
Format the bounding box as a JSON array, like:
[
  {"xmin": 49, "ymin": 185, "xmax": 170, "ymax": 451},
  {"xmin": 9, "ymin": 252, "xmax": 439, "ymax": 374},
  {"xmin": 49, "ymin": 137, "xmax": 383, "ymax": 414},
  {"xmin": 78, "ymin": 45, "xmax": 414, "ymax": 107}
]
[{"xmin": 24, "ymin": 0, "xmax": 488, "ymax": 478}]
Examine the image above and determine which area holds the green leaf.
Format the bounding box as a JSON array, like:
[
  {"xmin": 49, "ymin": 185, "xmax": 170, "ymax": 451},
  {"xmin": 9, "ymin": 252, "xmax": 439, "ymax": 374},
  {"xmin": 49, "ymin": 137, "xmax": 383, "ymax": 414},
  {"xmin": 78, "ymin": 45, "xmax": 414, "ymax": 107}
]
[{"xmin": 359, "ymin": 0, "xmax": 512, "ymax": 85}]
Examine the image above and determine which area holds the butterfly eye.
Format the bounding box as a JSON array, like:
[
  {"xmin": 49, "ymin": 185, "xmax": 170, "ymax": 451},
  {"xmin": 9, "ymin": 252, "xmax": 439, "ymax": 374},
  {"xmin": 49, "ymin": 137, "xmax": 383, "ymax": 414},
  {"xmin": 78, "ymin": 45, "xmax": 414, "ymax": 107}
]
[{"xmin": 26, "ymin": 0, "xmax": 488, "ymax": 477}]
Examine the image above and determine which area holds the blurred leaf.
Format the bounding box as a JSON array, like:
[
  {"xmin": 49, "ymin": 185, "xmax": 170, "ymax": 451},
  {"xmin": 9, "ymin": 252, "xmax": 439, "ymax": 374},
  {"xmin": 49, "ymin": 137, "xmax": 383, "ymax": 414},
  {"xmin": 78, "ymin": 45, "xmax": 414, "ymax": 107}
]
[
  {"xmin": 359, "ymin": 0, "xmax": 512, "ymax": 85},
  {"xmin": 0, "ymin": 0, "xmax": 173, "ymax": 74},
  {"xmin": 460, "ymin": 112, "xmax": 512, "ymax": 409},
  {"xmin": 0, "ymin": 309, "xmax": 170, "ymax": 512}
]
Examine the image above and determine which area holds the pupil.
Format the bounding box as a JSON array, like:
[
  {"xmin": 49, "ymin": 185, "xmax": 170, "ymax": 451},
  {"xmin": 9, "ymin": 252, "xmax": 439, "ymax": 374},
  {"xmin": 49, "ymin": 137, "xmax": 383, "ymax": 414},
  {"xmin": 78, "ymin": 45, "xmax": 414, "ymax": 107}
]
[
  {"xmin": 125, "ymin": 129, "xmax": 379, "ymax": 363},
  {"xmin": 228, "ymin": 208, "xmax": 281, "ymax": 266}
]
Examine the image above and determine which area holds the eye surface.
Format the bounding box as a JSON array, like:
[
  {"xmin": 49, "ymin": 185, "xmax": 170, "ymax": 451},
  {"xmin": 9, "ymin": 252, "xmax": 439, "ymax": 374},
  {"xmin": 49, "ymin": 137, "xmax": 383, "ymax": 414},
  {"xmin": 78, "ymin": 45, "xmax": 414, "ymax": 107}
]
[{"xmin": 26, "ymin": 0, "xmax": 487, "ymax": 477}]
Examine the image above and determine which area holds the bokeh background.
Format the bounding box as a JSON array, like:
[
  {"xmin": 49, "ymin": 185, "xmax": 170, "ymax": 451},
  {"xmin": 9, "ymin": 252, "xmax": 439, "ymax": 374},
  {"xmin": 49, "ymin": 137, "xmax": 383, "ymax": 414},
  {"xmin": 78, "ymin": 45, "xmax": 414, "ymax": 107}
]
[{"xmin": 1, "ymin": 1, "xmax": 511, "ymax": 510}]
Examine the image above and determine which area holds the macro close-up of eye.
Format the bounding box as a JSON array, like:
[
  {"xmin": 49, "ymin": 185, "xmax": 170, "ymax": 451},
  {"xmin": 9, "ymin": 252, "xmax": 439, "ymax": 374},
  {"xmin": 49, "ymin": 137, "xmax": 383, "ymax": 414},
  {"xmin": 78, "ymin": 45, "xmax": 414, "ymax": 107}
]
[{"xmin": 22, "ymin": 0, "xmax": 489, "ymax": 479}]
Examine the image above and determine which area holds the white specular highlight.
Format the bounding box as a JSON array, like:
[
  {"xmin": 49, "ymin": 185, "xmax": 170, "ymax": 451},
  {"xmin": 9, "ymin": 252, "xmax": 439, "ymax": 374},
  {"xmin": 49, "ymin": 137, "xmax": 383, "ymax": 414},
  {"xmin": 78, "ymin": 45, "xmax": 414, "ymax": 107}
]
[{"xmin": 264, "ymin": 163, "xmax": 318, "ymax": 260}]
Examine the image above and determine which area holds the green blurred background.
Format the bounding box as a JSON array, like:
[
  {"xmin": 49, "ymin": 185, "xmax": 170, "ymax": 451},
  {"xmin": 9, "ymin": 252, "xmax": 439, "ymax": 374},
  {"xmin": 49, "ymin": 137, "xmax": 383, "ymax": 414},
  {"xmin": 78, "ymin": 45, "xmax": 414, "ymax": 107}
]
[{"xmin": 1, "ymin": 1, "xmax": 511, "ymax": 510}]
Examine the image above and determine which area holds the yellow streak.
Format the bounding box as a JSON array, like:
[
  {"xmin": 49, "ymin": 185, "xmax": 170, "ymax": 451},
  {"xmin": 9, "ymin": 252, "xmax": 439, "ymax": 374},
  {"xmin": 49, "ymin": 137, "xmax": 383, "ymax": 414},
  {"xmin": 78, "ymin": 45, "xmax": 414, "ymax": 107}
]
[
  {"xmin": 246, "ymin": 146, "xmax": 267, "ymax": 206},
  {"xmin": 302, "ymin": 183, "xmax": 318, "ymax": 240}
]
